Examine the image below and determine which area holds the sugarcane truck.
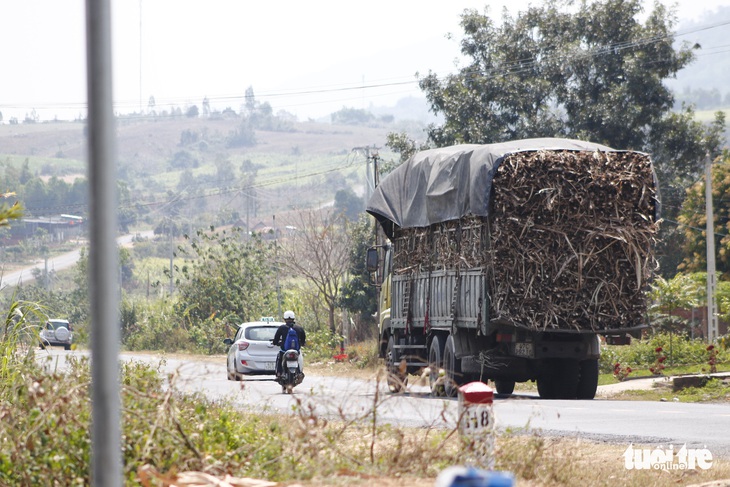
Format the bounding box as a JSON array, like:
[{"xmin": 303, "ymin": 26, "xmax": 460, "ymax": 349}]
[{"xmin": 365, "ymin": 138, "xmax": 660, "ymax": 399}]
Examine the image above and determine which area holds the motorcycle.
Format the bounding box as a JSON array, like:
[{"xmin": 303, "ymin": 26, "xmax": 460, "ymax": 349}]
[{"xmin": 276, "ymin": 348, "xmax": 304, "ymax": 394}]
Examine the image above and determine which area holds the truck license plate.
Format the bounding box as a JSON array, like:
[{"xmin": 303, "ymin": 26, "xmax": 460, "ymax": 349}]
[{"xmin": 514, "ymin": 343, "xmax": 533, "ymax": 358}]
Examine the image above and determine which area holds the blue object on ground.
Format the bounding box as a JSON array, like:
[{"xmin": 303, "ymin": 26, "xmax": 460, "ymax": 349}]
[{"xmin": 434, "ymin": 466, "xmax": 515, "ymax": 487}]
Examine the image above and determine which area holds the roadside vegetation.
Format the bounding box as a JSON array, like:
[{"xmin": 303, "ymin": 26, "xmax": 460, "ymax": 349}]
[{"xmin": 3, "ymin": 323, "xmax": 730, "ymax": 486}]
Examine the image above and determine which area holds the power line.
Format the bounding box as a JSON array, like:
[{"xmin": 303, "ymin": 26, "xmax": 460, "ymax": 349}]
[{"xmin": 4, "ymin": 17, "xmax": 729, "ymax": 117}]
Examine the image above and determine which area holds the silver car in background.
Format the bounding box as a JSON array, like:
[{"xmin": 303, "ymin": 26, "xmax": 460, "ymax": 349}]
[
  {"xmin": 39, "ymin": 319, "xmax": 73, "ymax": 351},
  {"xmin": 224, "ymin": 321, "xmax": 282, "ymax": 380}
]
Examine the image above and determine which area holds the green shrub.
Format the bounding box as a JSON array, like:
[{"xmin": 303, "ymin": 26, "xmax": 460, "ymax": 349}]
[
  {"xmin": 305, "ymin": 328, "xmax": 344, "ymax": 362},
  {"xmin": 600, "ymin": 332, "xmax": 730, "ymax": 373}
]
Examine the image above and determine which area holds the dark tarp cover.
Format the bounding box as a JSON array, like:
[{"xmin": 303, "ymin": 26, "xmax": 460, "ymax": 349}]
[{"xmin": 366, "ymin": 138, "xmax": 620, "ymax": 238}]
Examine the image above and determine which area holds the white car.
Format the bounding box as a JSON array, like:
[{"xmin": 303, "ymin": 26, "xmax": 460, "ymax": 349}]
[
  {"xmin": 224, "ymin": 321, "xmax": 282, "ymax": 380},
  {"xmin": 39, "ymin": 319, "xmax": 73, "ymax": 350}
]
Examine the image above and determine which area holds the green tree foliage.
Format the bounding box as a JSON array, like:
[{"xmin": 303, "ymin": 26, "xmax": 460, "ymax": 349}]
[
  {"xmin": 382, "ymin": 132, "xmax": 430, "ymax": 174},
  {"xmin": 338, "ymin": 215, "xmax": 378, "ymax": 337},
  {"xmin": 649, "ymin": 273, "xmax": 701, "ymax": 329},
  {"xmin": 0, "ymin": 164, "xmax": 90, "ymax": 225},
  {"xmin": 677, "ymin": 152, "xmax": 730, "ymax": 277},
  {"xmin": 169, "ymin": 150, "xmax": 199, "ymax": 170},
  {"xmin": 227, "ymin": 118, "xmax": 257, "ymax": 147},
  {"xmin": 330, "ymin": 107, "xmax": 374, "ymax": 126},
  {"xmin": 420, "ymin": 1, "xmax": 698, "ymax": 149},
  {"xmin": 416, "ymin": 0, "xmax": 726, "ymax": 276},
  {"xmin": 172, "ymin": 227, "xmax": 277, "ymax": 324},
  {"xmin": 333, "ymin": 188, "xmax": 363, "ymax": 222},
  {"xmin": 0, "ymin": 192, "xmax": 22, "ymax": 228},
  {"xmin": 185, "ymin": 105, "xmax": 199, "ymax": 118}
]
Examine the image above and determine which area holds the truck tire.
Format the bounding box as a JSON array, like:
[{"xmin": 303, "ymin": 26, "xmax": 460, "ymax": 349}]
[
  {"xmin": 495, "ymin": 380, "xmax": 515, "ymax": 395},
  {"xmin": 577, "ymin": 358, "xmax": 599, "ymax": 399},
  {"xmin": 537, "ymin": 358, "xmax": 579, "ymax": 399},
  {"xmin": 386, "ymin": 335, "xmax": 406, "ymax": 393},
  {"xmin": 443, "ymin": 335, "xmax": 462, "ymax": 397},
  {"xmin": 428, "ymin": 335, "xmax": 446, "ymax": 396}
]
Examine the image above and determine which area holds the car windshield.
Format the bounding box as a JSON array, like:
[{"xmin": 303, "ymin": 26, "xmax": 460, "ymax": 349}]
[
  {"xmin": 47, "ymin": 321, "xmax": 69, "ymax": 330},
  {"xmin": 244, "ymin": 326, "xmax": 278, "ymax": 341}
]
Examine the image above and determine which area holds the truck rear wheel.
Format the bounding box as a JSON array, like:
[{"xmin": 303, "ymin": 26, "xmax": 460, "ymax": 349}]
[
  {"xmin": 443, "ymin": 335, "xmax": 462, "ymax": 397},
  {"xmin": 386, "ymin": 335, "xmax": 407, "ymax": 393},
  {"xmin": 428, "ymin": 335, "xmax": 446, "ymax": 396},
  {"xmin": 495, "ymin": 380, "xmax": 515, "ymax": 395},
  {"xmin": 537, "ymin": 358, "xmax": 579, "ymax": 399},
  {"xmin": 577, "ymin": 358, "xmax": 599, "ymax": 399}
]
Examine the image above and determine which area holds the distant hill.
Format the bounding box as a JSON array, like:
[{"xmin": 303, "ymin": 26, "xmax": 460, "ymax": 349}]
[{"xmin": 0, "ymin": 116, "xmax": 410, "ymax": 227}]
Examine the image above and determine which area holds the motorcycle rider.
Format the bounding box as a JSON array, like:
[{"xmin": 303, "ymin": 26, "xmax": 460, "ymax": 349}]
[{"xmin": 272, "ymin": 310, "xmax": 306, "ymax": 377}]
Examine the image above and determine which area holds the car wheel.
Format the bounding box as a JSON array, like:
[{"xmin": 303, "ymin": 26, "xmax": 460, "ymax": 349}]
[{"xmin": 64, "ymin": 344, "xmax": 71, "ymax": 351}]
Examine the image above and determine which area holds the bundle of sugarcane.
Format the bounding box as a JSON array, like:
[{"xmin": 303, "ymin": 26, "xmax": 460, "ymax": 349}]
[{"xmin": 488, "ymin": 149, "xmax": 659, "ymax": 331}]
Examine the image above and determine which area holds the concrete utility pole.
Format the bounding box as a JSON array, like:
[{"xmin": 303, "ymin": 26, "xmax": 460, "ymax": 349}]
[
  {"xmin": 274, "ymin": 214, "xmax": 283, "ymax": 319},
  {"xmin": 353, "ymin": 146, "xmax": 379, "ymax": 211},
  {"xmin": 705, "ymin": 154, "xmax": 719, "ymax": 342},
  {"xmin": 86, "ymin": 0, "xmax": 122, "ymax": 485}
]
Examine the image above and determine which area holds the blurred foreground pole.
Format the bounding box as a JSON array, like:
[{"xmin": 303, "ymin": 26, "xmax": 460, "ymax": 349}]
[{"xmin": 86, "ymin": 0, "xmax": 122, "ymax": 486}]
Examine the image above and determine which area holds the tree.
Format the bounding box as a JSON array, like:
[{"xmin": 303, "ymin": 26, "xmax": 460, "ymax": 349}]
[
  {"xmin": 677, "ymin": 152, "xmax": 730, "ymax": 278},
  {"xmin": 244, "ymin": 86, "xmax": 256, "ymax": 114},
  {"xmin": 338, "ymin": 215, "xmax": 378, "ymax": 340},
  {"xmin": 333, "ymin": 188, "xmax": 363, "ymax": 222},
  {"xmin": 417, "ymin": 0, "xmax": 726, "ymax": 275},
  {"xmin": 186, "ymin": 105, "xmax": 199, "ymax": 118},
  {"xmin": 173, "ymin": 227, "xmax": 277, "ymax": 324},
  {"xmin": 202, "ymin": 97, "xmax": 210, "ymax": 117},
  {"xmin": 330, "ymin": 107, "xmax": 373, "ymax": 126},
  {"xmin": 649, "ymin": 273, "xmax": 701, "ymax": 331},
  {"xmin": 279, "ymin": 209, "xmax": 351, "ymax": 334}
]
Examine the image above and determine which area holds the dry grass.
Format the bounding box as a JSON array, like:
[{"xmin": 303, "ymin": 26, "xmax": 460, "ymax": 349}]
[{"xmin": 151, "ymin": 434, "xmax": 730, "ymax": 487}]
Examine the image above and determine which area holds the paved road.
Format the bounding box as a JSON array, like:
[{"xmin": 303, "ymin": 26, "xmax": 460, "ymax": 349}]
[
  {"xmin": 0, "ymin": 231, "xmax": 154, "ymax": 290},
  {"xmin": 39, "ymin": 350, "xmax": 730, "ymax": 459}
]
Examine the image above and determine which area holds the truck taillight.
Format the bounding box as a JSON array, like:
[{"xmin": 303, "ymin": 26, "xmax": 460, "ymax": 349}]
[
  {"xmin": 238, "ymin": 341, "xmax": 250, "ymax": 351},
  {"xmin": 496, "ymin": 333, "xmax": 514, "ymax": 343}
]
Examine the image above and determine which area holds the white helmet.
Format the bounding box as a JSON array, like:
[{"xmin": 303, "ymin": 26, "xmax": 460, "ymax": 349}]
[{"xmin": 283, "ymin": 310, "xmax": 296, "ymax": 320}]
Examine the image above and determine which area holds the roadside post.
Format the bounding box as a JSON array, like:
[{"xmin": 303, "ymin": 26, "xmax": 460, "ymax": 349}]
[{"xmin": 458, "ymin": 382, "xmax": 495, "ymax": 469}]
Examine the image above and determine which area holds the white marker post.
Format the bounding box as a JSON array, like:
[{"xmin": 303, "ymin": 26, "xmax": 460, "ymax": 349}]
[{"xmin": 458, "ymin": 382, "xmax": 495, "ymax": 469}]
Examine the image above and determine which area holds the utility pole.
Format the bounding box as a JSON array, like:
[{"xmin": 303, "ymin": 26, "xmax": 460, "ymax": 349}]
[
  {"xmin": 169, "ymin": 218, "xmax": 174, "ymax": 295},
  {"xmin": 353, "ymin": 146, "xmax": 379, "ymax": 211},
  {"xmin": 705, "ymin": 154, "xmax": 719, "ymax": 342},
  {"xmin": 274, "ymin": 214, "xmax": 283, "ymax": 319}
]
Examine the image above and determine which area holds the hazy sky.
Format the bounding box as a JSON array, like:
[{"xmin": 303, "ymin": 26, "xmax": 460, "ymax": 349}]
[{"xmin": 1, "ymin": 0, "xmax": 729, "ymax": 122}]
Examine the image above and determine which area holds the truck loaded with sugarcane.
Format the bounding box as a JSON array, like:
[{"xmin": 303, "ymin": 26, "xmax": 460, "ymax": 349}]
[{"xmin": 365, "ymin": 138, "xmax": 660, "ymax": 399}]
